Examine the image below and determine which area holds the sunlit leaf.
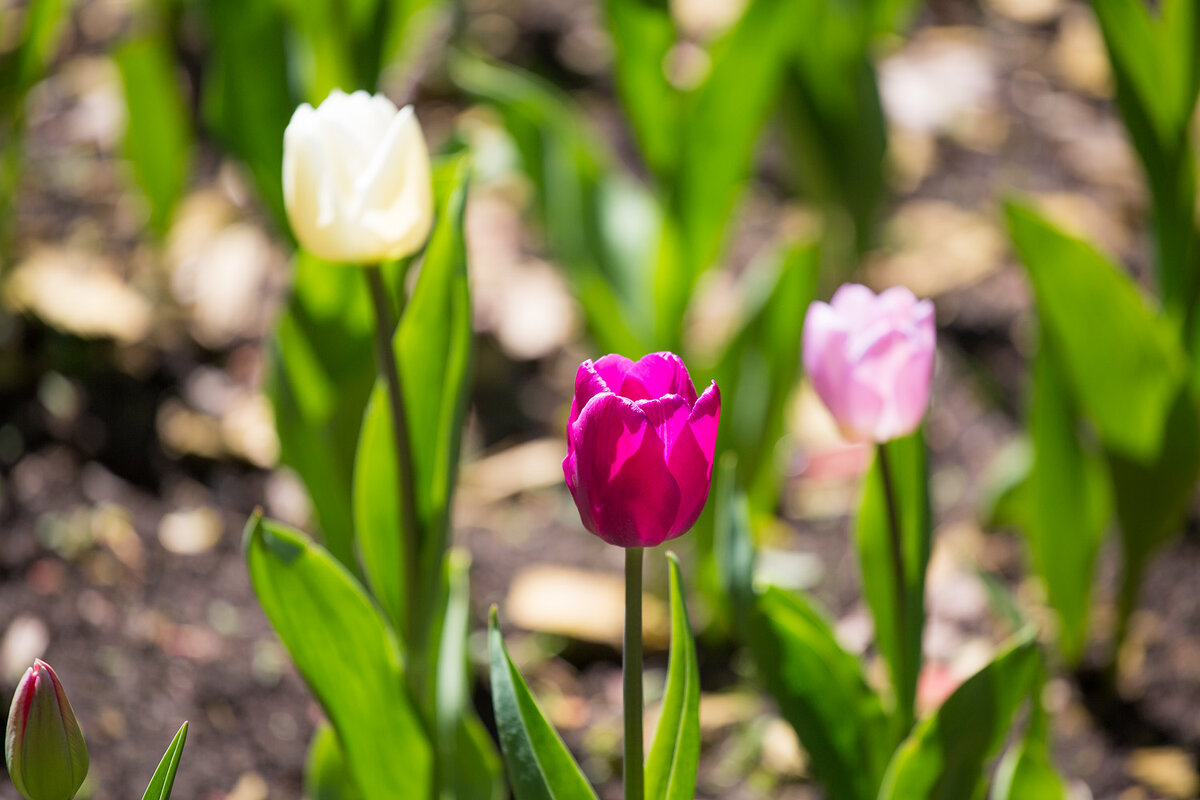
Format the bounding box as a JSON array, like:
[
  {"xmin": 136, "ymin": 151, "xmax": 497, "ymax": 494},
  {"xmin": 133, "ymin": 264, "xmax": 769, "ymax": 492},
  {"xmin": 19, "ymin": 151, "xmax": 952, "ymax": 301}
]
[
  {"xmin": 305, "ymin": 722, "xmax": 362, "ymax": 800},
  {"xmin": 244, "ymin": 514, "xmax": 431, "ymax": 800},
  {"xmin": 140, "ymin": 722, "xmax": 188, "ymax": 800}
]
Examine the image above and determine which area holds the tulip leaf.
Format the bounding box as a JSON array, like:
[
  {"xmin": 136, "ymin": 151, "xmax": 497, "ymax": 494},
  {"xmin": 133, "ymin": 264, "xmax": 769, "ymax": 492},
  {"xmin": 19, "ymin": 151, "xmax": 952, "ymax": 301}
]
[
  {"xmin": 354, "ymin": 157, "xmax": 472, "ymax": 637},
  {"xmin": 451, "ymin": 55, "xmax": 648, "ymax": 355},
  {"xmin": 200, "ymin": 0, "xmax": 295, "ymax": 231},
  {"xmin": 878, "ymin": 628, "xmax": 1040, "ymax": 800},
  {"xmin": 989, "ymin": 695, "xmax": 1068, "ymax": 800},
  {"xmin": 646, "ymin": 552, "xmax": 701, "ymax": 800},
  {"xmin": 1016, "ymin": 340, "xmax": 1111, "ymax": 665},
  {"xmin": 488, "ymin": 608, "xmax": 599, "ymax": 800},
  {"xmin": 712, "ymin": 238, "xmax": 820, "ymax": 514},
  {"xmin": 712, "ymin": 454, "xmax": 756, "ymax": 628},
  {"xmin": 1006, "ymin": 201, "xmax": 1200, "ymax": 648},
  {"xmin": 244, "ymin": 513, "xmax": 431, "ymax": 800},
  {"xmin": 140, "ymin": 722, "xmax": 188, "ymax": 800},
  {"xmin": 305, "ymin": 722, "xmax": 362, "ymax": 800},
  {"xmin": 1090, "ymin": 0, "xmax": 1200, "ymax": 319},
  {"xmin": 748, "ymin": 585, "xmax": 893, "ymax": 800},
  {"xmin": 855, "ymin": 431, "xmax": 931, "ymax": 733},
  {"xmin": 604, "ymin": 0, "xmax": 678, "ymax": 180},
  {"xmin": 114, "ymin": 33, "xmax": 193, "ymax": 235},
  {"xmin": 437, "ymin": 550, "xmax": 503, "ymax": 800},
  {"xmin": 1005, "ymin": 201, "xmax": 1188, "ymax": 460},
  {"xmin": 270, "ymin": 252, "xmax": 377, "ymax": 571}
]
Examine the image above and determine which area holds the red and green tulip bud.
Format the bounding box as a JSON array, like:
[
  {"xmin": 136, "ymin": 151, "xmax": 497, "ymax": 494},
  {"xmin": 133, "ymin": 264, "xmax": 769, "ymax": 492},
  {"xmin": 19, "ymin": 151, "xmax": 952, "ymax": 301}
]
[{"xmin": 5, "ymin": 660, "xmax": 89, "ymax": 800}]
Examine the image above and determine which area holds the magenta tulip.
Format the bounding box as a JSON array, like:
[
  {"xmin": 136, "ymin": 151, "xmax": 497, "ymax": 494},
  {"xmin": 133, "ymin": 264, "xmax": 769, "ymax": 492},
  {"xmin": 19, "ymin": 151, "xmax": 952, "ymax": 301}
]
[
  {"xmin": 563, "ymin": 352, "xmax": 720, "ymax": 548},
  {"xmin": 803, "ymin": 283, "xmax": 935, "ymax": 443}
]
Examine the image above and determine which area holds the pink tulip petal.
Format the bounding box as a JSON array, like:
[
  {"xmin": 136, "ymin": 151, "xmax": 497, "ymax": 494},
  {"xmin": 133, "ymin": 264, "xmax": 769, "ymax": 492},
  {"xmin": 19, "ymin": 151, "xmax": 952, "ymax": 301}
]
[
  {"xmin": 570, "ymin": 356, "xmax": 635, "ymax": 426},
  {"xmin": 621, "ymin": 352, "xmax": 698, "ymax": 404},
  {"xmin": 664, "ymin": 383, "xmax": 721, "ymax": 537},
  {"xmin": 804, "ymin": 302, "xmax": 852, "ymax": 426},
  {"xmin": 567, "ymin": 392, "xmax": 679, "ymax": 547}
]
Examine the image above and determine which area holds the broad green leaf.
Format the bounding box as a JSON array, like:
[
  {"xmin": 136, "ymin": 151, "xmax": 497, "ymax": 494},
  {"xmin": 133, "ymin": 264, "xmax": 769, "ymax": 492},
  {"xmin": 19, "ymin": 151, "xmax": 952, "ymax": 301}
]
[
  {"xmin": 675, "ymin": 0, "xmax": 812, "ymax": 277},
  {"xmin": 855, "ymin": 431, "xmax": 931, "ymax": 732},
  {"xmin": 782, "ymin": 0, "xmax": 890, "ymax": 257},
  {"xmin": 712, "ymin": 454, "xmax": 756, "ymax": 628},
  {"xmin": 244, "ymin": 514, "xmax": 431, "ymax": 800},
  {"xmin": 749, "ymin": 586, "xmax": 893, "ymax": 800},
  {"xmin": 1021, "ymin": 340, "xmax": 1111, "ymax": 664},
  {"xmin": 354, "ymin": 158, "xmax": 472, "ymax": 636},
  {"xmin": 436, "ymin": 550, "xmax": 503, "ymax": 800},
  {"xmin": 646, "ymin": 553, "xmax": 701, "ymax": 800},
  {"xmin": 140, "ymin": 722, "xmax": 188, "ymax": 800},
  {"xmin": 5, "ymin": 0, "xmax": 72, "ymax": 100},
  {"xmin": 1106, "ymin": 389, "xmax": 1200, "ymax": 640},
  {"xmin": 200, "ymin": 0, "xmax": 294, "ymax": 230},
  {"xmin": 604, "ymin": 0, "xmax": 679, "ymax": 178},
  {"xmin": 115, "ymin": 34, "xmax": 192, "ymax": 234},
  {"xmin": 1006, "ymin": 201, "xmax": 1188, "ymax": 460},
  {"xmin": 878, "ymin": 629, "xmax": 1040, "ymax": 800},
  {"xmin": 711, "ymin": 239, "xmax": 820, "ymax": 514},
  {"xmin": 1090, "ymin": 0, "xmax": 1200, "ymax": 322},
  {"xmin": 305, "ymin": 722, "xmax": 363, "ymax": 800},
  {"xmin": 488, "ymin": 608, "xmax": 598, "ymax": 800},
  {"xmin": 269, "ymin": 252, "xmax": 377, "ymax": 571},
  {"xmin": 990, "ymin": 743, "xmax": 1069, "ymax": 800},
  {"xmin": 451, "ymin": 55, "xmax": 647, "ymax": 354}
]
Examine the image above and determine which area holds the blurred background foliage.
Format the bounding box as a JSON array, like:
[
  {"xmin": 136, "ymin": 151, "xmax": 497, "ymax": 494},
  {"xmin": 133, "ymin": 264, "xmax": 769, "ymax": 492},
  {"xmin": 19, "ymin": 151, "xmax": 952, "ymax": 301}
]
[{"xmin": 4, "ymin": 0, "xmax": 1200, "ymax": 797}]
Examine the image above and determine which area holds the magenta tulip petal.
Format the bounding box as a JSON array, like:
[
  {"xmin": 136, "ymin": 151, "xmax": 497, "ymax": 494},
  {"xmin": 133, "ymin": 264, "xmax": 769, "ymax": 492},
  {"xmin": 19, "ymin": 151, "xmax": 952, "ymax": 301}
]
[
  {"xmin": 620, "ymin": 352, "xmax": 698, "ymax": 405},
  {"xmin": 563, "ymin": 352, "xmax": 720, "ymax": 547},
  {"xmin": 566, "ymin": 392, "xmax": 680, "ymax": 547},
  {"xmin": 803, "ymin": 284, "xmax": 936, "ymax": 443}
]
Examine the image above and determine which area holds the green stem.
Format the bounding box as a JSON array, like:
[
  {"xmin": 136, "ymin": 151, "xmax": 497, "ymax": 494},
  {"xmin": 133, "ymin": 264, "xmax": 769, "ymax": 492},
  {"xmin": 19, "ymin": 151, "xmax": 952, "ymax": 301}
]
[
  {"xmin": 364, "ymin": 266, "xmax": 422, "ymax": 648},
  {"xmin": 624, "ymin": 547, "xmax": 645, "ymax": 800},
  {"xmin": 877, "ymin": 442, "xmax": 912, "ymax": 731}
]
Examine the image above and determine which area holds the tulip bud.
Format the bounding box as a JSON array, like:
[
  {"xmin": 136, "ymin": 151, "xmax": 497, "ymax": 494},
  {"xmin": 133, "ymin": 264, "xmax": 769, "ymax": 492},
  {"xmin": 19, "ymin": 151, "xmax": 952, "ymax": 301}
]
[
  {"xmin": 5, "ymin": 660, "xmax": 88, "ymax": 800},
  {"xmin": 803, "ymin": 283, "xmax": 936, "ymax": 443},
  {"xmin": 283, "ymin": 89, "xmax": 434, "ymax": 264},
  {"xmin": 563, "ymin": 352, "xmax": 720, "ymax": 547}
]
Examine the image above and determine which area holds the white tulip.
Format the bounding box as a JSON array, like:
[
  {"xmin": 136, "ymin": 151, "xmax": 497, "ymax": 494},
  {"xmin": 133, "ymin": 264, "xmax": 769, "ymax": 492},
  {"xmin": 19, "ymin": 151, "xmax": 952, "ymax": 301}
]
[{"xmin": 283, "ymin": 89, "xmax": 434, "ymax": 264}]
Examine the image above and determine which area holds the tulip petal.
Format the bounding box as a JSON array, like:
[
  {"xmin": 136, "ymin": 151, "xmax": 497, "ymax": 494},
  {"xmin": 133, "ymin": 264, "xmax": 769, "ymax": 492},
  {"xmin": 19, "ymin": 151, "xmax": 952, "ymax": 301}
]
[
  {"xmin": 620, "ymin": 352, "xmax": 698, "ymax": 404},
  {"xmin": 570, "ymin": 356, "xmax": 633, "ymax": 426},
  {"xmin": 355, "ymin": 105, "xmax": 435, "ymax": 261},
  {"xmin": 664, "ymin": 383, "xmax": 720, "ymax": 536},
  {"xmin": 803, "ymin": 302, "xmax": 853, "ymax": 426},
  {"xmin": 567, "ymin": 393, "xmax": 680, "ymax": 547}
]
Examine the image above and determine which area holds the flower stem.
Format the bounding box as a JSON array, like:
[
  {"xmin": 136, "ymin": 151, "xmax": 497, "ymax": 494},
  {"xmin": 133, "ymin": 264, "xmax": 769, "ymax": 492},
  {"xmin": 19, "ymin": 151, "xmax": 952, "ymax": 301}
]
[
  {"xmin": 876, "ymin": 442, "xmax": 913, "ymax": 731},
  {"xmin": 365, "ymin": 266, "xmax": 421, "ymax": 647},
  {"xmin": 624, "ymin": 546, "xmax": 645, "ymax": 800}
]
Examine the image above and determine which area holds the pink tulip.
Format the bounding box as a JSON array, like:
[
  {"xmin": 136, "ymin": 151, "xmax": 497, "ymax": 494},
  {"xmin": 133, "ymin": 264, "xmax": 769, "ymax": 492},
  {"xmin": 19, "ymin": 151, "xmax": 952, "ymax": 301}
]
[
  {"xmin": 563, "ymin": 352, "xmax": 720, "ymax": 548},
  {"xmin": 803, "ymin": 284, "xmax": 935, "ymax": 443}
]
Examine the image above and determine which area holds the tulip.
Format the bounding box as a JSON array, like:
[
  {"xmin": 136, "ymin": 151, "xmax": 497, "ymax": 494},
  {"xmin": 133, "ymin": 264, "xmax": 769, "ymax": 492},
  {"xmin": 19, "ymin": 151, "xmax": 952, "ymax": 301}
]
[
  {"xmin": 803, "ymin": 283, "xmax": 936, "ymax": 443},
  {"xmin": 283, "ymin": 89, "xmax": 434, "ymax": 264},
  {"xmin": 5, "ymin": 660, "xmax": 88, "ymax": 800},
  {"xmin": 563, "ymin": 352, "xmax": 720, "ymax": 548}
]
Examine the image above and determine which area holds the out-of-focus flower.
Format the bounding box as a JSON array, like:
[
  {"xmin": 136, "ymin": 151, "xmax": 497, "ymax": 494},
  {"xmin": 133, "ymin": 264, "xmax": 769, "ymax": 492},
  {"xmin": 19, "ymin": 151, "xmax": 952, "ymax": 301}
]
[
  {"xmin": 5, "ymin": 660, "xmax": 88, "ymax": 800},
  {"xmin": 283, "ymin": 89, "xmax": 433, "ymax": 264},
  {"xmin": 803, "ymin": 284, "xmax": 935, "ymax": 443},
  {"xmin": 563, "ymin": 352, "xmax": 720, "ymax": 548}
]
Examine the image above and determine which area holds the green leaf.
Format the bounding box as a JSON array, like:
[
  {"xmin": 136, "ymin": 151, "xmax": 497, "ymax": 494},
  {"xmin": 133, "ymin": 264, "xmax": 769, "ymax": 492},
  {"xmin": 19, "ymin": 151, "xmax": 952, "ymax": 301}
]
[
  {"xmin": 1106, "ymin": 389, "xmax": 1200, "ymax": 638},
  {"xmin": 646, "ymin": 553, "xmax": 701, "ymax": 800},
  {"xmin": 712, "ymin": 453, "xmax": 757, "ymax": 628},
  {"xmin": 855, "ymin": 431, "xmax": 931, "ymax": 732},
  {"xmin": 354, "ymin": 158, "xmax": 473, "ymax": 635},
  {"xmin": 244, "ymin": 514, "xmax": 431, "ymax": 800},
  {"xmin": 488, "ymin": 608, "xmax": 598, "ymax": 800},
  {"xmin": 878, "ymin": 629, "xmax": 1040, "ymax": 800},
  {"xmin": 115, "ymin": 33, "xmax": 193, "ymax": 235},
  {"xmin": 711, "ymin": 239, "xmax": 820, "ymax": 514},
  {"xmin": 436, "ymin": 550, "xmax": 503, "ymax": 800},
  {"xmin": 674, "ymin": 0, "xmax": 811, "ymax": 276},
  {"xmin": 269, "ymin": 252, "xmax": 377, "ymax": 571},
  {"xmin": 989, "ymin": 708, "xmax": 1068, "ymax": 800},
  {"xmin": 305, "ymin": 722, "xmax": 363, "ymax": 800},
  {"xmin": 604, "ymin": 0, "xmax": 678, "ymax": 179},
  {"xmin": 140, "ymin": 722, "xmax": 188, "ymax": 800},
  {"xmin": 749, "ymin": 586, "xmax": 893, "ymax": 800},
  {"xmin": 200, "ymin": 0, "xmax": 295, "ymax": 230},
  {"xmin": 1019, "ymin": 340, "xmax": 1111, "ymax": 664},
  {"xmin": 1005, "ymin": 201, "xmax": 1188, "ymax": 460},
  {"xmin": 451, "ymin": 55, "xmax": 647, "ymax": 354}
]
